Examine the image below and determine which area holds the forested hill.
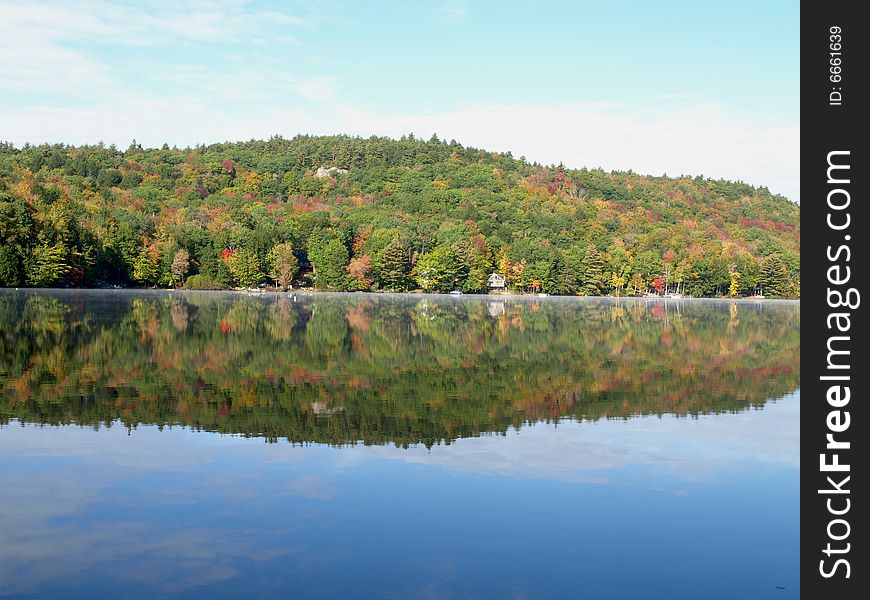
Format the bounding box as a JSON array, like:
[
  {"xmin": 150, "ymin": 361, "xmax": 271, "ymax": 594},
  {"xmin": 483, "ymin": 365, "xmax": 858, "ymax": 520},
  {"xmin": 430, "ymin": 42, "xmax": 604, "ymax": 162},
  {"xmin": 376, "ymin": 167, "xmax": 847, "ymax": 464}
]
[{"xmin": 0, "ymin": 134, "xmax": 800, "ymax": 297}]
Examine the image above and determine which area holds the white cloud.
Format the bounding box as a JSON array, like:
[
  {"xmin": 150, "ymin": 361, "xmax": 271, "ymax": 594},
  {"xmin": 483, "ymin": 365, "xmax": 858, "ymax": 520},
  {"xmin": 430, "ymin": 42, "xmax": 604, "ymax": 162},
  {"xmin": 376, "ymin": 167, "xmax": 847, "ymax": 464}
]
[
  {"xmin": 0, "ymin": 0, "xmax": 310, "ymax": 96},
  {"xmin": 0, "ymin": 39, "xmax": 112, "ymax": 93},
  {"xmin": 433, "ymin": 1, "xmax": 469, "ymax": 23},
  {"xmin": 364, "ymin": 391, "xmax": 800, "ymax": 485},
  {"xmin": 285, "ymin": 75, "xmax": 341, "ymax": 101},
  {"xmin": 0, "ymin": 425, "xmax": 312, "ymax": 595},
  {"xmin": 0, "ymin": 0, "xmax": 310, "ymax": 47}
]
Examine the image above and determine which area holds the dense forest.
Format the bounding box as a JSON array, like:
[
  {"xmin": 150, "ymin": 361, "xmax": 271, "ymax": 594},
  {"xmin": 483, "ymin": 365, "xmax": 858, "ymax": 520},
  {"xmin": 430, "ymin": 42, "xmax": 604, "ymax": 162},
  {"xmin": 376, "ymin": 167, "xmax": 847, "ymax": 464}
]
[
  {"xmin": 0, "ymin": 292, "xmax": 800, "ymax": 446},
  {"xmin": 0, "ymin": 135, "xmax": 800, "ymax": 297}
]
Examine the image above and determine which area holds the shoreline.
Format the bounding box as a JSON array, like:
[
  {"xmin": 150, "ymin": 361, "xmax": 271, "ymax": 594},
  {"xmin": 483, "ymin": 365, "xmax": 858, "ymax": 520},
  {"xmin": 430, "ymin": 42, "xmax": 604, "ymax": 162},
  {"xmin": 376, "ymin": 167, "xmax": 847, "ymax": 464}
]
[{"xmin": 0, "ymin": 287, "xmax": 801, "ymax": 302}]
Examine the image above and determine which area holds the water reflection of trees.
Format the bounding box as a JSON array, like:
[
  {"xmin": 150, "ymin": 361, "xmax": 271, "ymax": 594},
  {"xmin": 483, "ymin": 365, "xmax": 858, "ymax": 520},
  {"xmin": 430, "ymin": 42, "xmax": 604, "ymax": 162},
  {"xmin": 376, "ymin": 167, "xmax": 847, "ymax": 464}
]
[{"xmin": 0, "ymin": 292, "xmax": 800, "ymax": 447}]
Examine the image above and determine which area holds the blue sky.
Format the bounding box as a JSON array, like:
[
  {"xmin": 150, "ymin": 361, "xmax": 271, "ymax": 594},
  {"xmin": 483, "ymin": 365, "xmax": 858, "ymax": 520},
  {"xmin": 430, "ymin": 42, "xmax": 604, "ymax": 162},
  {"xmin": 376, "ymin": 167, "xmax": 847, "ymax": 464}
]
[{"xmin": 0, "ymin": 0, "xmax": 799, "ymax": 200}]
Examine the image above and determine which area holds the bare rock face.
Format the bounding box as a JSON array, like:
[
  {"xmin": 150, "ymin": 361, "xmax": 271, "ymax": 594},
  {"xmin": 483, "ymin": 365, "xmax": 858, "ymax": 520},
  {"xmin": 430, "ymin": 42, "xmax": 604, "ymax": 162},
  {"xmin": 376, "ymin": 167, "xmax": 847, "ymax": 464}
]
[{"xmin": 315, "ymin": 165, "xmax": 349, "ymax": 178}]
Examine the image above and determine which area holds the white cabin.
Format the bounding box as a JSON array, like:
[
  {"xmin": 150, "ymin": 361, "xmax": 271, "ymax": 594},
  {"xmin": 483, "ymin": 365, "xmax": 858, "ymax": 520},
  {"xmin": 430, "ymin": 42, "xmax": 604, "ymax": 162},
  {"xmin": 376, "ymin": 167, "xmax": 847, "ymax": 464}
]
[{"xmin": 487, "ymin": 273, "xmax": 506, "ymax": 290}]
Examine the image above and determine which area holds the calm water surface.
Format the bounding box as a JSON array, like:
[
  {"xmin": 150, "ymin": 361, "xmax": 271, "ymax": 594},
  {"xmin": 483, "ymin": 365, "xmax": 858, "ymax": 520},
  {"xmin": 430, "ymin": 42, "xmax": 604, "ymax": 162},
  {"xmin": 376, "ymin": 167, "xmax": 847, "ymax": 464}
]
[{"xmin": 0, "ymin": 290, "xmax": 799, "ymax": 599}]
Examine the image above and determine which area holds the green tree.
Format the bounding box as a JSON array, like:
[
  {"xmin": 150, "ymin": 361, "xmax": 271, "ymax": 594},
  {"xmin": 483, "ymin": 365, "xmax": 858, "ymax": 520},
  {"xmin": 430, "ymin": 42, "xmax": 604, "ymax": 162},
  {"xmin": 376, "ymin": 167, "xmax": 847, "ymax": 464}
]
[
  {"xmin": 310, "ymin": 238, "xmax": 348, "ymax": 290},
  {"xmin": 0, "ymin": 245, "xmax": 23, "ymax": 286},
  {"xmin": 267, "ymin": 242, "xmax": 299, "ymax": 289},
  {"xmin": 562, "ymin": 247, "xmax": 586, "ymax": 295},
  {"xmin": 759, "ymin": 256, "xmax": 788, "ymax": 298},
  {"xmin": 281, "ymin": 171, "xmax": 300, "ymax": 195},
  {"xmin": 414, "ymin": 245, "xmax": 465, "ymax": 292},
  {"xmin": 225, "ymin": 248, "xmax": 264, "ymax": 288},
  {"xmin": 733, "ymin": 253, "xmax": 759, "ymax": 295},
  {"xmin": 460, "ymin": 238, "xmax": 491, "ymax": 293},
  {"xmin": 299, "ymin": 176, "xmax": 324, "ymax": 197},
  {"xmin": 25, "ymin": 243, "xmax": 70, "ymax": 286},
  {"xmin": 132, "ymin": 245, "xmax": 159, "ymax": 285},
  {"xmin": 581, "ymin": 245, "xmax": 606, "ymax": 295},
  {"xmin": 546, "ymin": 253, "xmax": 579, "ymax": 295},
  {"xmin": 684, "ymin": 253, "xmax": 729, "ymax": 297},
  {"xmin": 375, "ymin": 237, "xmax": 412, "ymax": 291},
  {"xmin": 633, "ymin": 250, "xmax": 663, "ymax": 289}
]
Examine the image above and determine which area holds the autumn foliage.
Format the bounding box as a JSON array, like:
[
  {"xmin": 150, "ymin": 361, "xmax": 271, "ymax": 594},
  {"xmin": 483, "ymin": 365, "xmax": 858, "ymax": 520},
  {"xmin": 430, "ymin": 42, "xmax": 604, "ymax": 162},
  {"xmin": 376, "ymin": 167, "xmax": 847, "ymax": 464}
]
[{"xmin": 0, "ymin": 135, "xmax": 798, "ymax": 296}]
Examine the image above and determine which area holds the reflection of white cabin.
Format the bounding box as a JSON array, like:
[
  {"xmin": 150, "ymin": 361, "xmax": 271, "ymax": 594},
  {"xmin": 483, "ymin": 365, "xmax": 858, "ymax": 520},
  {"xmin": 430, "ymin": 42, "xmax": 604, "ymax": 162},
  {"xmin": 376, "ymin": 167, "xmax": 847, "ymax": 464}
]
[
  {"xmin": 311, "ymin": 401, "xmax": 344, "ymax": 415},
  {"xmin": 488, "ymin": 301, "xmax": 506, "ymax": 317},
  {"xmin": 487, "ymin": 273, "xmax": 506, "ymax": 290}
]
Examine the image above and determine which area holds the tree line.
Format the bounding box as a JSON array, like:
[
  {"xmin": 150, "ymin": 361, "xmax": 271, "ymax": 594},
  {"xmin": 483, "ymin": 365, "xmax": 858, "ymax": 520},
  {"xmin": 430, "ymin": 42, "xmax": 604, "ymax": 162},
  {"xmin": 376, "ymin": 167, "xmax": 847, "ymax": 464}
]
[{"xmin": 0, "ymin": 134, "xmax": 800, "ymax": 297}]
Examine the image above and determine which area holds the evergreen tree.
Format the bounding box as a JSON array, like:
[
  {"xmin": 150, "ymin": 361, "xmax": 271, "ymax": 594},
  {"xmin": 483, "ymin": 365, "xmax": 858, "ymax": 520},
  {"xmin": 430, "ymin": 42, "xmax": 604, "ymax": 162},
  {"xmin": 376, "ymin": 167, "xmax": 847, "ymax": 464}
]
[
  {"xmin": 545, "ymin": 253, "xmax": 578, "ymax": 295},
  {"xmin": 581, "ymin": 245, "xmax": 606, "ymax": 295},
  {"xmin": 0, "ymin": 199, "xmax": 31, "ymax": 287},
  {"xmin": 310, "ymin": 238, "xmax": 349, "ymax": 290},
  {"xmin": 563, "ymin": 247, "xmax": 586, "ymax": 295},
  {"xmin": 0, "ymin": 245, "xmax": 22, "ymax": 286},
  {"xmin": 759, "ymin": 256, "xmax": 788, "ymax": 298},
  {"xmin": 376, "ymin": 237, "xmax": 412, "ymax": 291},
  {"xmin": 461, "ymin": 239, "xmax": 491, "ymax": 293}
]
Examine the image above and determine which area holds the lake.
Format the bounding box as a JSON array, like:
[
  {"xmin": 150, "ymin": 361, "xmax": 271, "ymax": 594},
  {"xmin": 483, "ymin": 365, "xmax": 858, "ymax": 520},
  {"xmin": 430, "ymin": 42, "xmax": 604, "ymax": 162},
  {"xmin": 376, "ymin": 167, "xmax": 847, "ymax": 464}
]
[{"xmin": 0, "ymin": 290, "xmax": 800, "ymax": 599}]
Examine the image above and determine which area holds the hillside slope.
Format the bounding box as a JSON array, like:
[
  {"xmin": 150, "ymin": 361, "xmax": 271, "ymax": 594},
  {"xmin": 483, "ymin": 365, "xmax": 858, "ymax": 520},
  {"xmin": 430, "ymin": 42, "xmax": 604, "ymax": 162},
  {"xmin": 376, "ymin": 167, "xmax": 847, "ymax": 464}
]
[{"xmin": 0, "ymin": 135, "xmax": 800, "ymax": 296}]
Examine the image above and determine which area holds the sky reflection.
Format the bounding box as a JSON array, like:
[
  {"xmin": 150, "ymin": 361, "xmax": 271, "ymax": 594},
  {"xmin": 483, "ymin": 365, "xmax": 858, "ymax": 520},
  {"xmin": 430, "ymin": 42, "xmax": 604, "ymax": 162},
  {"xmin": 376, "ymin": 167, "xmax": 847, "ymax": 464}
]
[{"xmin": 0, "ymin": 391, "xmax": 799, "ymax": 599}]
